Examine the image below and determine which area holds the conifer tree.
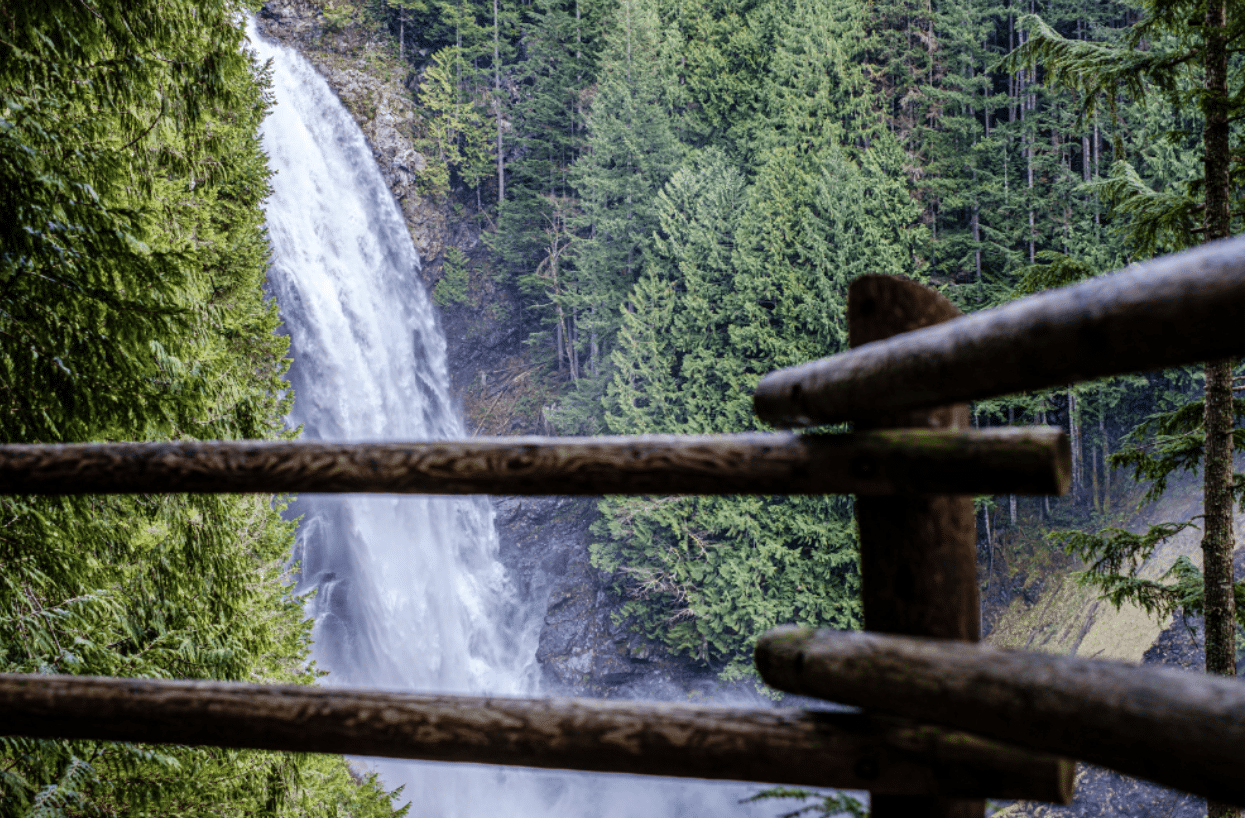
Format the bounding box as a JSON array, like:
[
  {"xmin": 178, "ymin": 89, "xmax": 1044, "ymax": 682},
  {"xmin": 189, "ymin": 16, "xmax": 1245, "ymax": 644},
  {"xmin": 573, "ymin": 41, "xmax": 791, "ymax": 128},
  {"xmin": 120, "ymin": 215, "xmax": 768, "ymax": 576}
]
[
  {"xmin": 492, "ymin": 0, "xmax": 606, "ymax": 373},
  {"xmin": 597, "ymin": 150, "xmax": 862, "ymax": 677},
  {"xmin": 665, "ymin": 0, "xmax": 777, "ymax": 154},
  {"xmin": 1015, "ymin": 10, "xmax": 1242, "ymax": 815},
  {"xmin": 420, "ymin": 44, "xmax": 495, "ymax": 197},
  {"xmin": 544, "ymin": 0, "xmax": 686, "ymax": 431},
  {"xmin": 592, "ymin": 0, "xmax": 924, "ymax": 673},
  {"xmin": 570, "ymin": 0, "xmax": 686, "ymax": 351}
]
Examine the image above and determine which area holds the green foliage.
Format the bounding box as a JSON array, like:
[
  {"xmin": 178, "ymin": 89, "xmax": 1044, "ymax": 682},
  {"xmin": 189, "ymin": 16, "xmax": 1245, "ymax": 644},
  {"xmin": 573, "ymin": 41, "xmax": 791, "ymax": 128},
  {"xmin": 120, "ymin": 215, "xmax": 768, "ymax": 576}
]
[
  {"xmin": 1049, "ymin": 379, "xmax": 1245, "ymax": 629},
  {"xmin": 1058, "ymin": 523, "xmax": 1246, "ymax": 627},
  {"xmin": 589, "ymin": 141, "xmax": 924, "ymax": 676},
  {"xmin": 984, "ymin": 0, "xmax": 1243, "ymax": 664},
  {"xmin": 388, "ymin": 0, "xmax": 1242, "ymax": 687},
  {"xmin": 1009, "ymin": 0, "xmax": 1245, "ymax": 255},
  {"xmin": 1093, "ymin": 160, "xmax": 1204, "ymax": 256},
  {"xmin": 491, "ymin": 0, "xmax": 602, "ymax": 311},
  {"xmin": 594, "ymin": 492, "xmax": 861, "ymax": 678},
  {"xmin": 740, "ymin": 787, "xmax": 868, "ymax": 818},
  {"xmin": 1010, "ymin": 250, "xmax": 1102, "ymax": 296},
  {"xmin": 322, "ymin": 1, "xmax": 357, "ymax": 32},
  {"xmin": 1113, "ymin": 399, "xmax": 1214, "ymax": 503},
  {"xmin": 566, "ymin": 0, "xmax": 687, "ymax": 371},
  {"xmin": 417, "ymin": 45, "xmax": 494, "ymax": 195},
  {"xmin": 0, "ymin": 1, "xmax": 400, "ymax": 814},
  {"xmin": 434, "ymin": 247, "xmax": 473, "ymax": 305}
]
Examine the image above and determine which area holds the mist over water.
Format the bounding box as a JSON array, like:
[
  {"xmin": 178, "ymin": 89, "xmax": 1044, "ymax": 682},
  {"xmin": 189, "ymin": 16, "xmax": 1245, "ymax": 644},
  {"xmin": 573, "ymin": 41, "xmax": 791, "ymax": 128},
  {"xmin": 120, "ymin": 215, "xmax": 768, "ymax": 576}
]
[{"xmin": 249, "ymin": 21, "xmax": 778, "ymax": 817}]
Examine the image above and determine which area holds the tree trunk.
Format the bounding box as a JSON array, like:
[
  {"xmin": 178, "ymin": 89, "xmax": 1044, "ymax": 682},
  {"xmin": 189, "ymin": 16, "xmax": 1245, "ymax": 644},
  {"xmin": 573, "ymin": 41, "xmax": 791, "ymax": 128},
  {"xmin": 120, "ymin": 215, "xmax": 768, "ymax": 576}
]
[
  {"xmin": 1090, "ymin": 444, "xmax": 1100, "ymax": 513},
  {"xmin": 494, "ymin": 0, "xmax": 505, "ymax": 204},
  {"xmin": 1026, "ymin": 135, "xmax": 1035, "ymax": 264},
  {"xmin": 1008, "ymin": 406, "xmax": 1017, "ymax": 524},
  {"xmin": 1009, "ymin": 14, "xmax": 1017, "ymax": 123},
  {"xmin": 1100, "ymin": 411, "xmax": 1110, "ymax": 513},
  {"xmin": 1038, "ymin": 409, "xmax": 1051, "ymax": 518},
  {"xmin": 1201, "ymin": 3, "xmax": 1236, "ymax": 811},
  {"xmin": 1067, "ymin": 389, "xmax": 1081, "ymax": 497},
  {"xmin": 984, "ymin": 503, "xmax": 992, "ymax": 554},
  {"xmin": 1203, "ymin": 361, "xmax": 1236, "ymax": 677},
  {"xmin": 971, "ymin": 205, "xmax": 982, "ymax": 281}
]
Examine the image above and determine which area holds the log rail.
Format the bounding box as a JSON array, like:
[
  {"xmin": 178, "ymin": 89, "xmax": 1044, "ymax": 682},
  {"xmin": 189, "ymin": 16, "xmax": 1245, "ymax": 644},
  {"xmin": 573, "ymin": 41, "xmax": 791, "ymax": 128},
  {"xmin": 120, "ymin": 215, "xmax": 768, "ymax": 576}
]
[
  {"xmin": 755, "ymin": 237, "xmax": 1244, "ymax": 428},
  {"xmin": 755, "ymin": 628, "xmax": 1244, "ymax": 804},
  {"xmin": 0, "ymin": 673, "xmax": 1073, "ymax": 802},
  {"xmin": 3, "ymin": 240, "xmax": 1243, "ymax": 812},
  {"xmin": 0, "ymin": 428, "xmax": 1069, "ymax": 497}
]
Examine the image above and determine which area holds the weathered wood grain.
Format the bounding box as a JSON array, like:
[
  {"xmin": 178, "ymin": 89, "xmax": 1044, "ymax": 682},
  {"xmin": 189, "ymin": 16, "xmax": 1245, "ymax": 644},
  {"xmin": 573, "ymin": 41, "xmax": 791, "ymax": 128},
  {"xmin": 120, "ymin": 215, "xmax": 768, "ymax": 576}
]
[
  {"xmin": 755, "ymin": 237, "xmax": 1246, "ymax": 428},
  {"xmin": 0, "ymin": 673, "xmax": 1073, "ymax": 801},
  {"xmin": 846, "ymin": 275, "xmax": 983, "ymax": 818},
  {"xmin": 755, "ymin": 627, "xmax": 1245, "ymax": 805},
  {"xmin": 0, "ymin": 428, "xmax": 1070, "ymax": 496}
]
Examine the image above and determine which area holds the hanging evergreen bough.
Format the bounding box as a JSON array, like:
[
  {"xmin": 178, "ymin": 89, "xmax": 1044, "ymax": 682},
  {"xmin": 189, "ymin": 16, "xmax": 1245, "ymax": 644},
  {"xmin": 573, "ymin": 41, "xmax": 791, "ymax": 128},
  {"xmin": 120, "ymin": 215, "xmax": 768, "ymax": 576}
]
[{"xmin": 0, "ymin": 1, "xmax": 401, "ymax": 813}]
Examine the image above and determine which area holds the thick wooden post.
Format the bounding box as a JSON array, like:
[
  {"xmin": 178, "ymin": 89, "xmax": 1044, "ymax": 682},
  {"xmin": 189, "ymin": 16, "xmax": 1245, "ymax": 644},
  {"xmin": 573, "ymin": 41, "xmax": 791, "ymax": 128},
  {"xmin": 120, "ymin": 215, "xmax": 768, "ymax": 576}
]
[{"xmin": 848, "ymin": 275, "xmax": 982, "ymax": 818}]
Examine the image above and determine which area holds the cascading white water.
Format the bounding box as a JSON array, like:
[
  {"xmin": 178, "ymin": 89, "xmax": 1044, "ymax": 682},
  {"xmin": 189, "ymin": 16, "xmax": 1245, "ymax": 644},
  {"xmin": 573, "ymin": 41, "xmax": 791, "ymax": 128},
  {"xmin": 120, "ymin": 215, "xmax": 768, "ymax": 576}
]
[{"xmin": 249, "ymin": 22, "xmax": 780, "ymax": 818}]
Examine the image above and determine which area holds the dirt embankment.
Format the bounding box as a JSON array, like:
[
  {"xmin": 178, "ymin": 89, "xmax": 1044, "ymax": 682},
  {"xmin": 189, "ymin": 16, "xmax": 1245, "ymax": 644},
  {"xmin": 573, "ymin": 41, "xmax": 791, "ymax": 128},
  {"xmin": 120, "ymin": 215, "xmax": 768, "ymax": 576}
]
[{"xmin": 984, "ymin": 470, "xmax": 1243, "ymax": 818}]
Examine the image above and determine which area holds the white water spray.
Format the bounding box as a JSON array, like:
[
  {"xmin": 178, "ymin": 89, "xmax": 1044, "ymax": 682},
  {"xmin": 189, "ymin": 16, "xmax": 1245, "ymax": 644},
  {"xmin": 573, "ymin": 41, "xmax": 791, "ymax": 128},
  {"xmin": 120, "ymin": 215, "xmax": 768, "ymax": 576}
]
[{"xmin": 250, "ymin": 22, "xmax": 779, "ymax": 817}]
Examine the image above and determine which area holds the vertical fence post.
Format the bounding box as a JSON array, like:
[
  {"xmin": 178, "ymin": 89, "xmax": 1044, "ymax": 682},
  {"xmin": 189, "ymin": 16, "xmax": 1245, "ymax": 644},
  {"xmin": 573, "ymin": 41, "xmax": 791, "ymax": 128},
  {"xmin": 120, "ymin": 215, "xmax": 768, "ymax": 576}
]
[{"xmin": 848, "ymin": 275, "xmax": 983, "ymax": 818}]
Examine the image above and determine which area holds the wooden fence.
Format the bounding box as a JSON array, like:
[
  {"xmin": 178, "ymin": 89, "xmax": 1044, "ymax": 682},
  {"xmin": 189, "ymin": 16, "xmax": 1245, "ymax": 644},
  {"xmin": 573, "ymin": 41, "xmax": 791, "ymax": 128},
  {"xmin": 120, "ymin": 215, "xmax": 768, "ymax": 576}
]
[{"xmin": 2, "ymin": 237, "xmax": 1242, "ymax": 816}]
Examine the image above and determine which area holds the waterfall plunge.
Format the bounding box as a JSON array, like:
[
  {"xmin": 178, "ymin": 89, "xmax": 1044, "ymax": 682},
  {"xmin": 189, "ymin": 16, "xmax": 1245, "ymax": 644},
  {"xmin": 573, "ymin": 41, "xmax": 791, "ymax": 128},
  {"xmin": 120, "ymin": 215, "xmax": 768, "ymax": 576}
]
[{"xmin": 250, "ymin": 22, "xmax": 777, "ymax": 818}]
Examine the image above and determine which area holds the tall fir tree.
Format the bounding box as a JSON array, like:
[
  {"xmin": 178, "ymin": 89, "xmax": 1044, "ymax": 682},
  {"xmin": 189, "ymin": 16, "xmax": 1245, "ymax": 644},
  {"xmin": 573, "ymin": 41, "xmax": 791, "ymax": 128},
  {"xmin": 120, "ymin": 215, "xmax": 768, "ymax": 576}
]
[
  {"xmin": 597, "ymin": 149, "xmax": 863, "ymax": 677},
  {"xmin": 1015, "ymin": 8, "xmax": 1243, "ymax": 814},
  {"xmin": 549, "ymin": 0, "xmax": 687, "ymax": 430}
]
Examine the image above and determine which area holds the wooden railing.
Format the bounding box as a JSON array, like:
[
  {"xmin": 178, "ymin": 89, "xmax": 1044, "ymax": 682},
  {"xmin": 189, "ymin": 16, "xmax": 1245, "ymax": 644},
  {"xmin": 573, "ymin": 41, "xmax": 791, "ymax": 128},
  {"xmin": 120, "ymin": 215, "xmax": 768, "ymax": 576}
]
[{"xmin": 2, "ymin": 237, "xmax": 1243, "ymax": 815}]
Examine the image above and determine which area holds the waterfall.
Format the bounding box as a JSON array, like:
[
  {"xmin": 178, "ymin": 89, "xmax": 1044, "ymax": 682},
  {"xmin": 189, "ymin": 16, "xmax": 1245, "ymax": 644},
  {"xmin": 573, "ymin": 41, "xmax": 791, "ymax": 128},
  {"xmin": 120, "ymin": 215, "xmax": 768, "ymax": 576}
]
[{"xmin": 249, "ymin": 22, "xmax": 779, "ymax": 818}]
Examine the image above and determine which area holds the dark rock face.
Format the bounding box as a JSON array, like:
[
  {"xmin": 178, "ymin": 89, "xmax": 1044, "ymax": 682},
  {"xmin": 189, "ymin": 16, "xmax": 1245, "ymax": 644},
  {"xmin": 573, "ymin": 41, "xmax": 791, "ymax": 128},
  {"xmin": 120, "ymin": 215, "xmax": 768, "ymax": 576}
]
[
  {"xmin": 490, "ymin": 494, "xmax": 769, "ymax": 702},
  {"xmin": 491, "ymin": 495, "xmax": 681, "ymax": 696}
]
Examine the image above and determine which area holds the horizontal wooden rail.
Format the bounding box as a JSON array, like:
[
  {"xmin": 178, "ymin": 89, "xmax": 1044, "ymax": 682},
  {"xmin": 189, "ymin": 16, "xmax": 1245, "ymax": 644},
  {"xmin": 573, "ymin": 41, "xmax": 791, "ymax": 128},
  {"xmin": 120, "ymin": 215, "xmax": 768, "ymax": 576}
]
[
  {"xmin": 754, "ymin": 627, "xmax": 1244, "ymax": 804},
  {"xmin": 755, "ymin": 237, "xmax": 1245, "ymax": 427},
  {"xmin": 0, "ymin": 428, "xmax": 1069, "ymax": 496},
  {"xmin": 0, "ymin": 673, "xmax": 1073, "ymax": 801}
]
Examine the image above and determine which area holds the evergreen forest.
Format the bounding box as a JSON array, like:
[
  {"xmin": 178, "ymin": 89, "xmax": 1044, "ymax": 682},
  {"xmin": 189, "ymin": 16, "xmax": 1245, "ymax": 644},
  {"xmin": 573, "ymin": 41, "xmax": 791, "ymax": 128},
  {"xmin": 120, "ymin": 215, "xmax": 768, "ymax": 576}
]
[
  {"xmin": 0, "ymin": 0, "xmax": 1242, "ymax": 812},
  {"xmin": 380, "ymin": 0, "xmax": 1244, "ymax": 676}
]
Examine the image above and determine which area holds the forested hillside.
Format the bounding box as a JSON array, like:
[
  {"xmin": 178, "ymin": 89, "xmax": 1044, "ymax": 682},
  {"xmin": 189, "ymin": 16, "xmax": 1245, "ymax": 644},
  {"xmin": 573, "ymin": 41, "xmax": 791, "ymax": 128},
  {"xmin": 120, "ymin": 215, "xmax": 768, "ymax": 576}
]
[
  {"xmin": 0, "ymin": 1, "xmax": 399, "ymax": 814},
  {"xmin": 366, "ymin": 0, "xmax": 1242, "ymax": 675}
]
